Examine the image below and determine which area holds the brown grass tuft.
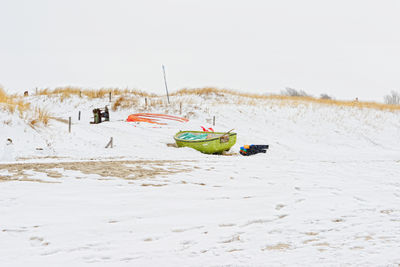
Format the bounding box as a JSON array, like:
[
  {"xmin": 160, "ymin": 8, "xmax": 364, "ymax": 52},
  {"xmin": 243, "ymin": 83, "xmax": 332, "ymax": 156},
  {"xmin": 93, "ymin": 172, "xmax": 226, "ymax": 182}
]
[
  {"xmin": 149, "ymin": 98, "xmax": 165, "ymax": 107},
  {"xmin": 16, "ymin": 100, "xmax": 30, "ymax": 114},
  {"xmin": 112, "ymin": 96, "xmax": 124, "ymax": 111},
  {"xmin": 35, "ymin": 107, "xmax": 51, "ymax": 126},
  {"xmin": 0, "ymin": 87, "xmax": 8, "ymax": 103},
  {"xmin": 29, "ymin": 107, "xmax": 51, "ymax": 127},
  {"xmin": 36, "ymin": 88, "xmax": 50, "ymax": 95},
  {"xmin": 112, "ymin": 96, "xmax": 140, "ymax": 111}
]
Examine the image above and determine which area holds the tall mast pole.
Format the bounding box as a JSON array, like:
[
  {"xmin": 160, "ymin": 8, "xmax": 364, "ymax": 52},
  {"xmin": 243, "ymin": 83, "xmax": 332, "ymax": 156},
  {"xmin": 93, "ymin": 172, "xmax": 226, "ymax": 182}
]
[{"xmin": 162, "ymin": 65, "xmax": 170, "ymax": 104}]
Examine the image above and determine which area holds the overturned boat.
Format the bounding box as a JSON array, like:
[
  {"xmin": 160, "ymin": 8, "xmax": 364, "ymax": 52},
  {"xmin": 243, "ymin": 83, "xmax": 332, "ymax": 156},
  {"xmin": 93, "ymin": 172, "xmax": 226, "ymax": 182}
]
[{"xmin": 174, "ymin": 130, "xmax": 237, "ymax": 154}]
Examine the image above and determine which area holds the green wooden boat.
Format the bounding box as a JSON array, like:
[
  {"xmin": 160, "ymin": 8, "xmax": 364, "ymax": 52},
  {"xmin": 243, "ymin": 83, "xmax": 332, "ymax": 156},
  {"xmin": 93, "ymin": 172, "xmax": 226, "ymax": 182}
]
[{"xmin": 174, "ymin": 130, "xmax": 237, "ymax": 154}]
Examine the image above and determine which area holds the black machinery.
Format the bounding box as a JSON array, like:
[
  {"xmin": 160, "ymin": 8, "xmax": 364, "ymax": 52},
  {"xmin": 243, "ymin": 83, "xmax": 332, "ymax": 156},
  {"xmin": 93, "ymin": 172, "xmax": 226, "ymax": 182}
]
[{"xmin": 91, "ymin": 106, "xmax": 110, "ymax": 124}]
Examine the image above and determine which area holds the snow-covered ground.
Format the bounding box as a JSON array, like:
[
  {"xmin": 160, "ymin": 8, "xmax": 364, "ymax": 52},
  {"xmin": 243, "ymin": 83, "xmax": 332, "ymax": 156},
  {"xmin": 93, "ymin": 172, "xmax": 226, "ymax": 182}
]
[{"xmin": 1, "ymin": 94, "xmax": 400, "ymax": 266}]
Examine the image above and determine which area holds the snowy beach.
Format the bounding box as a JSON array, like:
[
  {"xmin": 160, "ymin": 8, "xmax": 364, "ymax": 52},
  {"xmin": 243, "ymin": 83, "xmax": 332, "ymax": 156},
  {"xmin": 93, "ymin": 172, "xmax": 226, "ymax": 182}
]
[{"xmin": 1, "ymin": 92, "xmax": 400, "ymax": 266}]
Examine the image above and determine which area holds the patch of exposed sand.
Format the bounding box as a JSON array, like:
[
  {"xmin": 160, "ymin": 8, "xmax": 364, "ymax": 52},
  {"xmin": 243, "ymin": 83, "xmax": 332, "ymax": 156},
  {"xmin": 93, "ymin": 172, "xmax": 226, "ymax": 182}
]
[
  {"xmin": 0, "ymin": 160, "xmax": 195, "ymax": 182},
  {"xmin": 262, "ymin": 243, "xmax": 291, "ymax": 251}
]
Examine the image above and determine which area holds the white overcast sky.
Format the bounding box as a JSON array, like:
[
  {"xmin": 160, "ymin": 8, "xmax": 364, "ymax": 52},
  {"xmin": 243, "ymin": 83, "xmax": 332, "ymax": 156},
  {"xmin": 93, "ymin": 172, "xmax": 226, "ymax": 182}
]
[{"xmin": 1, "ymin": 0, "xmax": 399, "ymax": 101}]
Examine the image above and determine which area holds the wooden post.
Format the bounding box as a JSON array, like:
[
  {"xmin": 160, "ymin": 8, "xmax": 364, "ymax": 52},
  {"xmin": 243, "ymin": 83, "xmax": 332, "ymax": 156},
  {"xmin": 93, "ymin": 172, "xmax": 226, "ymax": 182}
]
[
  {"xmin": 68, "ymin": 117, "xmax": 71, "ymax": 133},
  {"xmin": 78, "ymin": 111, "xmax": 81, "ymax": 121},
  {"xmin": 213, "ymin": 116, "xmax": 215, "ymax": 126},
  {"xmin": 105, "ymin": 137, "xmax": 113, "ymax": 148},
  {"xmin": 109, "ymin": 92, "xmax": 111, "ymax": 102},
  {"xmin": 145, "ymin": 98, "xmax": 148, "ymax": 109},
  {"xmin": 79, "ymin": 91, "xmax": 82, "ymax": 98},
  {"xmin": 179, "ymin": 102, "xmax": 182, "ymax": 114}
]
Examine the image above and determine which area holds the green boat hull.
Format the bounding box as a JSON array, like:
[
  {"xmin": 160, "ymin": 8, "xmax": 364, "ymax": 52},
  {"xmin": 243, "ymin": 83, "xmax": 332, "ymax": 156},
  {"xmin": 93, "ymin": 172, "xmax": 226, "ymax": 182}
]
[{"xmin": 174, "ymin": 131, "xmax": 237, "ymax": 154}]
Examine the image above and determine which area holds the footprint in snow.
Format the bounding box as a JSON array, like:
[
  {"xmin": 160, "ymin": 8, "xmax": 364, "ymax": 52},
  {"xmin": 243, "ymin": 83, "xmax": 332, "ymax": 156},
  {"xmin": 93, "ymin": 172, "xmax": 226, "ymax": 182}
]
[
  {"xmin": 30, "ymin": 236, "xmax": 50, "ymax": 246},
  {"xmin": 171, "ymin": 226, "xmax": 204, "ymax": 233},
  {"xmin": 218, "ymin": 223, "xmax": 236, "ymax": 227}
]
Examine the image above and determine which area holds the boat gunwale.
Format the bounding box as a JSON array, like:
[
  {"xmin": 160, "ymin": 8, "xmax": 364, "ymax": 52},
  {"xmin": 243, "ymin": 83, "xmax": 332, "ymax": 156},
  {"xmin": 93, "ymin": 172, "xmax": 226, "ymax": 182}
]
[{"xmin": 174, "ymin": 131, "xmax": 237, "ymax": 143}]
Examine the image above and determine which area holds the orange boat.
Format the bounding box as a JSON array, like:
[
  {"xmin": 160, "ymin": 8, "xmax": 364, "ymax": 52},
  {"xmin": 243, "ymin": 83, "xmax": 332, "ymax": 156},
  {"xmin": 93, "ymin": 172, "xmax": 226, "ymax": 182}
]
[{"xmin": 126, "ymin": 113, "xmax": 188, "ymax": 125}]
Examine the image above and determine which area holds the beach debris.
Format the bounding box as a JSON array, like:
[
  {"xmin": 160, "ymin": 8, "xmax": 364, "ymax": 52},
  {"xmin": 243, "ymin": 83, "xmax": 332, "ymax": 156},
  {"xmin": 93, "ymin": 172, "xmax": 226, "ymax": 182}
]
[
  {"xmin": 2, "ymin": 138, "xmax": 15, "ymax": 161},
  {"xmin": 240, "ymin": 145, "xmax": 269, "ymax": 156}
]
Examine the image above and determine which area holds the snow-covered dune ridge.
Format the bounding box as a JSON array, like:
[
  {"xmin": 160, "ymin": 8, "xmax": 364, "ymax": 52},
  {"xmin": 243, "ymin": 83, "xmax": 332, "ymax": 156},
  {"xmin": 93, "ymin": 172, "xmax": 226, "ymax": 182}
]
[
  {"xmin": 1, "ymin": 88, "xmax": 399, "ymax": 162},
  {"xmin": 1, "ymin": 88, "xmax": 400, "ymax": 266}
]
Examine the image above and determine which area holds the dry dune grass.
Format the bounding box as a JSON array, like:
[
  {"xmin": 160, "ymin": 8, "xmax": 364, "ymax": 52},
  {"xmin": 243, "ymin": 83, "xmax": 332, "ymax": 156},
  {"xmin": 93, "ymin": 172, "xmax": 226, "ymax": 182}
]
[
  {"xmin": 29, "ymin": 107, "xmax": 51, "ymax": 127},
  {"xmin": 266, "ymin": 94, "xmax": 400, "ymax": 112},
  {"xmin": 172, "ymin": 87, "xmax": 267, "ymax": 99},
  {"xmin": 15, "ymin": 100, "xmax": 31, "ymax": 115},
  {"xmin": 0, "ymin": 87, "xmax": 8, "ymax": 103},
  {"xmin": 1, "ymin": 87, "xmax": 30, "ymax": 114},
  {"xmin": 5, "ymin": 86, "xmax": 400, "ymax": 119},
  {"xmin": 174, "ymin": 87, "xmax": 400, "ymax": 112},
  {"xmin": 32, "ymin": 86, "xmax": 400, "ymax": 112},
  {"xmin": 112, "ymin": 96, "xmax": 140, "ymax": 111},
  {"xmin": 1, "ymin": 87, "xmax": 50, "ymax": 127},
  {"xmin": 149, "ymin": 98, "xmax": 166, "ymax": 107},
  {"xmin": 0, "ymin": 87, "xmax": 14, "ymax": 108},
  {"xmin": 36, "ymin": 87, "xmax": 154, "ymax": 99},
  {"xmin": 112, "ymin": 96, "xmax": 168, "ymax": 111},
  {"xmin": 172, "ymin": 87, "xmax": 230, "ymax": 96}
]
